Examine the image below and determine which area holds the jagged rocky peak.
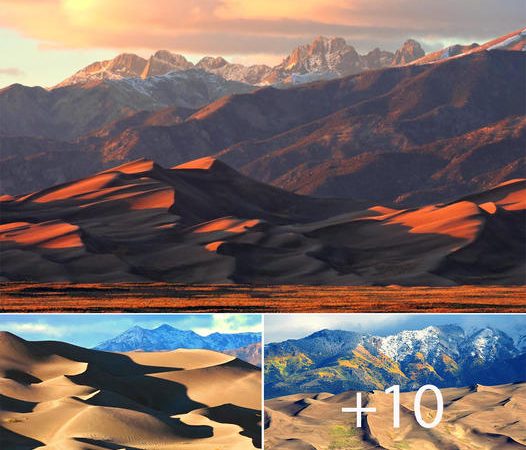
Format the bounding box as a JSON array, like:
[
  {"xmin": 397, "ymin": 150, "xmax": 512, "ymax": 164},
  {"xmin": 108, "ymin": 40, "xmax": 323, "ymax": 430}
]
[
  {"xmin": 310, "ymin": 36, "xmax": 350, "ymax": 53},
  {"xmin": 270, "ymin": 35, "xmax": 426, "ymax": 83},
  {"xmin": 280, "ymin": 36, "xmax": 359, "ymax": 72},
  {"xmin": 154, "ymin": 323, "xmax": 177, "ymax": 332},
  {"xmin": 109, "ymin": 53, "xmax": 148, "ymax": 71},
  {"xmin": 56, "ymin": 53, "xmax": 148, "ymax": 87},
  {"xmin": 89, "ymin": 52, "xmax": 147, "ymax": 75},
  {"xmin": 197, "ymin": 56, "xmax": 230, "ymax": 70},
  {"xmin": 465, "ymin": 327, "xmax": 517, "ymax": 362},
  {"xmin": 364, "ymin": 47, "xmax": 396, "ymax": 69},
  {"xmin": 392, "ymin": 39, "xmax": 426, "ymax": 65},
  {"xmin": 153, "ymin": 50, "xmax": 193, "ymax": 67},
  {"xmin": 141, "ymin": 50, "xmax": 194, "ymax": 78}
]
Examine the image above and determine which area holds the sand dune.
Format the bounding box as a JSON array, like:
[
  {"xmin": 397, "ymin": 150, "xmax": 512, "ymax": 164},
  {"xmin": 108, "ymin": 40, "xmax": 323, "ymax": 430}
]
[
  {"xmin": 0, "ymin": 159, "xmax": 524, "ymax": 285},
  {"xmin": 0, "ymin": 332, "xmax": 261, "ymax": 449},
  {"xmin": 266, "ymin": 383, "xmax": 526, "ymax": 450}
]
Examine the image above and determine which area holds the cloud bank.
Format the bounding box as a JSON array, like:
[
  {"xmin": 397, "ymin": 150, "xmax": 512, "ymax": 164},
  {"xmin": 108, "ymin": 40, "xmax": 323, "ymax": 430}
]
[
  {"xmin": 1, "ymin": 0, "xmax": 524, "ymax": 57},
  {"xmin": 264, "ymin": 314, "xmax": 526, "ymax": 343}
]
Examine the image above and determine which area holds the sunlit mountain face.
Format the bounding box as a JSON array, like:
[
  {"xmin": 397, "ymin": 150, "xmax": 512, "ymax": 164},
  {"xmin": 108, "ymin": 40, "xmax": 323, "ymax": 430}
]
[
  {"xmin": 0, "ymin": 4, "xmax": 525, "ymax": 293},
  {"xmin": 1, "ymin": 33, "xmax": 524, "ymax": 208},
  {"xmin": 265, "ymin": 325, "xmax": 526, "ymax": 398}
]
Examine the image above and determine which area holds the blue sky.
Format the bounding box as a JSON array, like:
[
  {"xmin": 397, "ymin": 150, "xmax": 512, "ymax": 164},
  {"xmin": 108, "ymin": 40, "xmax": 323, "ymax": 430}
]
[
  {"xmin": 265, "ymin": 314, "xmax": 526, "ymax": 343},
  {"xmin": 0, "ymin": 314, "xmax": 262, "ymax": 348}
]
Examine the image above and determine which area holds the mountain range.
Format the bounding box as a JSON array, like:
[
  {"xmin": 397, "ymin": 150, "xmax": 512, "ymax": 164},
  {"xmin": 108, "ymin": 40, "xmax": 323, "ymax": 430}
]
[
  {"xmin": 94, "ymin": 324, "xmax": 260, "ymax": 351},
  {"xmin": 0, "ymin": 35, "xmax": 427, "ymax": 144},
  {"xmin": 0, "ymin": 157, "xmax": 524, "ymax": 285},
  {"xmin": 265, "ymin": 325, "xmax": 526, "ymax": 398},
  {"xmin": 0, "ymin": 29, "xmax": 524, "ymax": 287},
  {"xmin": 1, "ymin": 29, "xmax": 524, "ymax": 207},
  {"xmin": 56, "ymin": 36, "xmax": 426, "ymax": 89},
  {"xmin": 54, "ymin": 28, "xmax": 525, "ymax": 88},
  {"xmin": 94, "ymin": 324, "xmax": 262, "ymax": 365},
  {"xmin": 0, "ymin": 70, "xmax": 254, "ymax": 141},
  {"xmin": 224, "ymin": 342, "xmax": 262, "ymax": 367}
]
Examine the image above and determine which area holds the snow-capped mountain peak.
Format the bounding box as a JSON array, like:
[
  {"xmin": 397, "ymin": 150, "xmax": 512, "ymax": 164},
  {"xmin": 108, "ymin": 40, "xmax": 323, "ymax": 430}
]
[
  {"xmin": 55, "ymin": 53, "xmax": 148, "ymax": 88},
  {"xmin": 54, "ymin": 36, "xmax": 427, "ymax": 88},
  {"xmin": 54, "ymin": 29, "xmax": 523, "ymax": 89},
  {"xmin": 197, "ymin": 56, "xmax": 229, "ymax": 70},
  {"xmin": 141, "ymin": 50, "xmax": 194, "ymax": 78},
  {"xmin": 378, "ymin": 325, "xmax": 464, "ymax": 362},
  {"xmin": 94, "ymin": 324, "xmax": 260, "ymax": 353},
  {"xmin": 278, "ymin": 36, "xmax": 359, "ymax": 74},
  {"xmin": 465, "ymin": 327, "xmax": 517, "ymax": 362}
]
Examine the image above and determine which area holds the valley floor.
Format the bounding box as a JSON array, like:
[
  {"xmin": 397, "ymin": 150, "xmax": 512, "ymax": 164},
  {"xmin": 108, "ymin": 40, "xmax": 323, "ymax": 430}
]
[{"xmin": 0, "ymin": 283, "xmax": 524, "ymax": 313}]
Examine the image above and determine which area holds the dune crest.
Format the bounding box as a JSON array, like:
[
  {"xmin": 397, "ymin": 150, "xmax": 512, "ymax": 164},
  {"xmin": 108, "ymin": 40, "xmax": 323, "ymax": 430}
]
[
  {"xmin": 0, "ymin": 333, "xmax": 261, "ymax": 449},
  {"xmin": 1, "ymin": 160, "xmax": 524, "ymax": 285},
  {"xmin": 174, "ymin": 156, "xmax": 218, "ymax": 170},
  {"xmin": 31, "ymin": 173, "xmax": 119, "ymax": 203},
  {"xmin": 266, "ymin": 383, "xmax": 526, "ymax": 449},
  {"xmin": 104, "ymin": 158, "xmax": 157, "ymax": 175},
  {"xmin": 0, "ymin": 221, "xmax": 83, "ymax": 249}
]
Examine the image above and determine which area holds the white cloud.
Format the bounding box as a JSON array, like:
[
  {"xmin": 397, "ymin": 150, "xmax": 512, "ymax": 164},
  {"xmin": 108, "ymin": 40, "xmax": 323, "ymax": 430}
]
[
  {"xmin": 3, "ymin": 322, "xmax": 66, "ymax": 338},
  {"xmin": 0, "ymin": 67, "xmax": 24, "ymax": 76},
  {"xmin": 195, "ymin": 314, "xmax": 262, "ymax": 336},
  {"xmin": 1, "ymin": 0, "xmax": 523, "ymax": 55},
  {"xmin": 264, "ymin": 314, "xmax": 407, "ymax": 343}
]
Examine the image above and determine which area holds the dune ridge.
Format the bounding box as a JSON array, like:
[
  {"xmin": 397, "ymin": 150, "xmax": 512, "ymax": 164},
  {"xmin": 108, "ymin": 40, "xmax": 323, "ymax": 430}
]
[
  {"xmin": 0, "ymin": 159, "xmax": 524, "ymax": 285},
  {"xmin": 265, "ymin": 383, "xmax": 526, "ymax": 449},
  {"xmin": 0, "ymin": 332, "xmax": 261, "ymax": 449}
]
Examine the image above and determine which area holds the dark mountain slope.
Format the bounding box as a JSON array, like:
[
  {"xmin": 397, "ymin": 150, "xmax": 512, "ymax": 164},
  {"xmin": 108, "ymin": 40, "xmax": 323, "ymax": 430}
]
[
  {"xmin": 2, "ymin": 51, "xmax": 522, "ymax": 206},
  {"xmin": 94, "ymin": 324, "xmax": 260, "ymax": 353},
  {"xmin": 0, "ymin": 71, "xmax": 253, "ymax": 141},
  {"xmin": 265, "ymin": 326, "xmax": 526, "ymax": 398}
]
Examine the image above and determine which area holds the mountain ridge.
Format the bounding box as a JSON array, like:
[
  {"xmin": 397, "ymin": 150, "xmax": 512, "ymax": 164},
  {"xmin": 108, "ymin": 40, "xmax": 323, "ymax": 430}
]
[
  {"xmin": 410, "ymin": 27, "xmax": 526, "ymax": 65},
  {"xmin": 55, "ymin": 36, "xmax": 427, "ymax": 88},
  {"xmin": 1, "ymin": 31, "xmax": 524, "ymax": 206},
  {"xmin": 2, "ymin": 50, "xmax": 523, "ymax": 206},
  {"xmin": 0, "ymin": 69, "xmax": 254, "ymax": 141},
  {"xmin": 94, "ymin": 324, "xmax": 261, "ymax": 353},
  {"xmin": 265, "ymin": 325, "xmax": 526, "ymax": 398}
]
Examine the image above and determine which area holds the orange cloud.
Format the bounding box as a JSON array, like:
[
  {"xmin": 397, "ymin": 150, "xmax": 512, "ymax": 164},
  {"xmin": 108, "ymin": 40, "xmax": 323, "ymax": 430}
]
[
  {"xmin": 0, "ymin": 0, "xmax": 523, "ymax": 55},
  {"xmin": 0, "ymin": 67, "xmax": 24, "ymax": 76}
]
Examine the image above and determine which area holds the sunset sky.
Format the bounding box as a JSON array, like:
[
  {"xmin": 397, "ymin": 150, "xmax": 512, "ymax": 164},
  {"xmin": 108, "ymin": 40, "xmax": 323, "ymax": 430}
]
[{"xmin": 1, "ymin": 0, "xmax": 524, "ymax": 87}]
